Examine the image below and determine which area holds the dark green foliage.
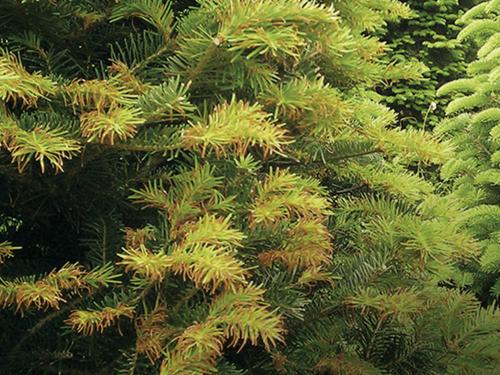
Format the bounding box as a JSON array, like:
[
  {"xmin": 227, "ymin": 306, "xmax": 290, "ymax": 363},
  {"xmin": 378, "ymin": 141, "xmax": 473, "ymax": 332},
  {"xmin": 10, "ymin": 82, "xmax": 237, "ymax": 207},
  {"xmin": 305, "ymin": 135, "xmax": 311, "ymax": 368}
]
[{"xmin": 380, "ymin": 0, "xmax": 479, "ymax": 128}]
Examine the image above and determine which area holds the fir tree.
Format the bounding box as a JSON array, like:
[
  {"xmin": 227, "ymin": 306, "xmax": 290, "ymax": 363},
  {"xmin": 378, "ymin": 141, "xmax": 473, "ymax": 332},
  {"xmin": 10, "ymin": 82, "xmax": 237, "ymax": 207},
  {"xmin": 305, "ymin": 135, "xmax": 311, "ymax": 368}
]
[
  {"xmin": 0, "ymin": 1, "xmax": 498, "ymax": 374},
  {"xmin": 380, "ymin": 0, "xmax": 478, "ymax": 128},
  {"xmin": 436, "ymin": 0, "xmax": 500, "ymax": 303}
]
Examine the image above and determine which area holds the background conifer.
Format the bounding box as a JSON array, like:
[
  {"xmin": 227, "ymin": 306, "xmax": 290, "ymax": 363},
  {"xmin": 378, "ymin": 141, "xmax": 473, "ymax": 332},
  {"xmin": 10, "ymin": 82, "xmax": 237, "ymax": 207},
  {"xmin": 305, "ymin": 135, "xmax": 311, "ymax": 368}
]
[
  {"xmin": 380, "ymin": 0, "xmax": 479, "ymax": 128},
  {"xmin": 436, "ymin": 0, "xmax": 500, "ymax": 303}
]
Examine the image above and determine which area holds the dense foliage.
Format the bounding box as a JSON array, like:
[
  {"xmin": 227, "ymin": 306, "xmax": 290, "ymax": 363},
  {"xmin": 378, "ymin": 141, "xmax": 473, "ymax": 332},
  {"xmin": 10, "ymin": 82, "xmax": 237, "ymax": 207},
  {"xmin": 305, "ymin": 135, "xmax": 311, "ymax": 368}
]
[
  {"xmin": 437, "ymin": 0, "xmax": 500, "ymax": 303},
  {"xmin": 380, "ymin": 0, "xmax": 477, "ymax": 128},
  {"xmin": 0, "ymin": 1, "xmax": 498, "ymax": 374}
]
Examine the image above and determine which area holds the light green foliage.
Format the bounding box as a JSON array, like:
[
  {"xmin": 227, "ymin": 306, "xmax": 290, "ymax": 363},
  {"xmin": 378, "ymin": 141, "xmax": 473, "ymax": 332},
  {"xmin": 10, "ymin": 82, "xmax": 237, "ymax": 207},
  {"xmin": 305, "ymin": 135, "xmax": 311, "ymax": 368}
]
[{"xmin": 436, "ymin": 0, "xmax": 500, "ymax": 302}]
